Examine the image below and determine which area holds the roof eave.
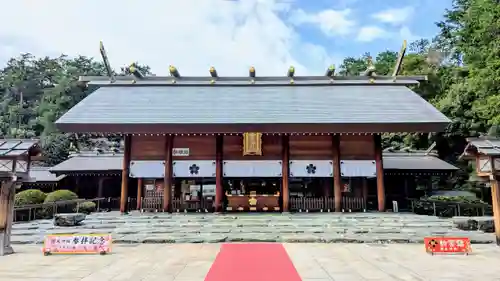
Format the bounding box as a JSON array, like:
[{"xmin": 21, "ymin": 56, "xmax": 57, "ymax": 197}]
[
  {"xmin": 87, "ymin": 80, "xmax": 422, "ymax": 87},
  {"xmin": 79, "ymin": 75, "xmax": 428, "ymax": 86},
  {"xmin": 49, "ymin": 169, "xmax": 122, "ymax": 176},
  {"xmin": 55, "ymin": 122, "xmax": 450, "ymax": 134}
]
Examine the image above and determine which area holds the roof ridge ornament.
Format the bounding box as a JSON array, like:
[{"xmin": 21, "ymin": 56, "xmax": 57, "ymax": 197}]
[
  {"xmin": 99, "ymin": 41, "xmax": 115, "ymax": 83},
  {"xmin": 392, "ymin": 40, "xmax": 407, "ymax": 81},
  {"xmin": 129, "ymin": 63, "xmax": 145, "ymax": 80},
  {"xmin": 79, "ymin": 40, "xmax": 426, "ymax": 86},
  {"xmin": 169, "ymin": 65, "xmax": 180, "ymax": 78},
  {"xmin": 363, "ymin": 56, "xmax": 377, "ymax": 83},
  {"xmin": 287, "ymin": 66, "xmax": 295, "ymax": 84}
]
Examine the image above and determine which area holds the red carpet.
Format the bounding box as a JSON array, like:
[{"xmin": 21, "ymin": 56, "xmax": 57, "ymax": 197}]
[{"xmin": 205, "ymin": 243, "xmax": 302, "ymax": 281}]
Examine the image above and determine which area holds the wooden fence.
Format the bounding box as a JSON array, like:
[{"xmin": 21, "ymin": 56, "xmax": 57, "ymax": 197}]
[
  {"xmin": 289, "ymin": 197, "xmax": 366, "ymax": 212},
  {"xmin": 141, "ymin": 190, "xmax": 215, "ymax": 212},
  {"xmin": 409, "ymin": 198, "xmax": 493, "ymax": 217}
]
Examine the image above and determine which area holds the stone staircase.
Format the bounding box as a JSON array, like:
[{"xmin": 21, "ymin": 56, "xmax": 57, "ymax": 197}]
[{"xmin": 10, "ymin": 212, "xmax": 496, "ymax": 244}]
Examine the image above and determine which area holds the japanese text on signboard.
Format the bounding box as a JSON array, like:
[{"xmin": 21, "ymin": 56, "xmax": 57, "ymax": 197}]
[
  {"xmin": 43, "ymin": 234, "xmax": 112, "ymax": 255},
  {"xmin": 424, "ymin": 237, "xmax": 471, "ymax": 254}
]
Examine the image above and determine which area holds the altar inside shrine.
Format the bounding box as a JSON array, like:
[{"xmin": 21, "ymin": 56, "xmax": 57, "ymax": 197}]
[
  {"xmin": 225, "ymin": 179, "xmax": 281, "ymax": 211},
  {"xmin": 226, "ymin": 192, "xmax": 280, "ymax": 211}
]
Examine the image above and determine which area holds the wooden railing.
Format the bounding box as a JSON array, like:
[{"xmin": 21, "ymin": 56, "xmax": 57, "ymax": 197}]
[
  {"xmin": 289, "ymin": 197, "xmax": 366, "ymax": 212},
  {"xmin": 141, "ymin": 197, "xmax": 215, "ymax": 213},
  {"xmin": 172, "ymin": 199, "xmax": 214, "ymax": 213},
  {"xmin": 342, "ymin": 197, "xmax": 366, "ymax": 212},
  {"xmin": 408, "ymin": 198, "xmax": 493, "ymax": 217}
]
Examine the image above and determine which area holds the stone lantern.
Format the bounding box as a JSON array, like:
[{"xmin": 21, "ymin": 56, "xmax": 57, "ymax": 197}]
[{"xmin": 462, "ymin": 137, "xmax": 500, "ymax": 246}]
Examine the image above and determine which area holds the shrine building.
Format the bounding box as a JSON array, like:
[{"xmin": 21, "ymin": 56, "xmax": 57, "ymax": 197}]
[{"xmin": 53, "ymin": 42, "xmax": 451, "ymax": 213}]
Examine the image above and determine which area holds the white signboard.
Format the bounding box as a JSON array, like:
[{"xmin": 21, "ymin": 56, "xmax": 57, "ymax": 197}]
[
  {"xmin": 173, "ymin": 148, "xmax": 190, "ymax": 157},
  {"xmin": 190, "ymin": 185, "xmax": 200, "ymax": 198},
  {"xmin": 129, "ymin": 160, "xmax": 165, "ymax": 178},
  {"xmin": 223, "ymin": 160, "xmax": 282, "ymax": 177},
  {"xmin": 340, "ymin": 160, "xmax": 376, "ymax": 177},
  {"xmin": 202, "ymin": 184, "xmax": 216, "ymax": 196}
]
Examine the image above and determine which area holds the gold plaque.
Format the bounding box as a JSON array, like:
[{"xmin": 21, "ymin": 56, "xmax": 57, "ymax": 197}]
[
  {"xmin": 243, "ymin": 132, "xmax": 262, "ymax": 156},
  {"xmin": 249, "ymin": 196, "xmax": 257, "ymax": 206}
]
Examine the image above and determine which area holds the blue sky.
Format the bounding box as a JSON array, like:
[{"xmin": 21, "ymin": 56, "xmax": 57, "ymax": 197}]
[
  {"xmin": 286, "ymin": 0, "xmax": 453, "ymax": 61},
  {"xmin": 0, "ymin": 0, "xmax": 453, "ymax": 75}
]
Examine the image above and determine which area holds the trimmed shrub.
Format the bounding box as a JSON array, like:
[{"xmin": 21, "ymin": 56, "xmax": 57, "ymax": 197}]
[
  {"xmin": 44, "ymin": 190, "xmax": 79, "ymax": 214},
  {"xmin": 75, "ymin": 201, "xmax": 96, "ymax": 214},
  {"xmin": 44, "ymin": 189, "xmax": 78, "ymax": 203},
  {"xmin": 15, "ymin": 189, "xmax": 47, "ymax": 206}
]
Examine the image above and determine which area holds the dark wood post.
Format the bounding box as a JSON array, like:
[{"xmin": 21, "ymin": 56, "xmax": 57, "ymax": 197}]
[
  {"xmin": 97, "ymin": 177, "xmax": 107, "ymax": 198},
  {"xmin": 163, "ymin": 135, "xmax": 174, "ymax": 212},
  {"xmin": 120, "ymin": 135, "xmax": 131, "ymax": 213},
  {"xmin": 0, "ymin": 181, "xmax": 15, "ymax": 256},
  {"xmin": 374, "ymin": 134, "xmax": 385, "ymax": 211},
  {"xmin": 362, "ymin": 177, "xmax": 368, "ymax": 203},
  {"xmin": 136, "ymin": 178, "xmax": 143, "ymax": 210},
  {"xmin": 281, "ymin": 135, "xmax": 290, "ymax": 212},
  {"xmin": 332, "ymin": 135, "xmax": 342, "ymax": 212},
  {"xmin": 215, "ymin": 135, "xmax": 223, "ymax": 212}
]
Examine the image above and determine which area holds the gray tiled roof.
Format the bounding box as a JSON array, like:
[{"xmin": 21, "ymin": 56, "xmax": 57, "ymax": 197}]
[
  {"xmin": 50, "ymin": 154, "xmax": 122, "ymax": 173},
  {"xmin": 47, "ymin": 152, "xmax": 457, "ymax": 173},
  {"xmin": 466, "ymin": 138, "xmax": 500, "ymax": 156},
  {"xmin": 25, "ymin": 167, "xmax": 66, "ymax": 183},
  {"xmin": 56, "ymin": 85, "xmax": 450, "ymax": 125},
  {"xmin": 383, "ymin": 152, "xmax": 457, "ymax": 170},
  {"xmin": 0, "ymin": 139, "xmax": 39, "ymax": 156}
]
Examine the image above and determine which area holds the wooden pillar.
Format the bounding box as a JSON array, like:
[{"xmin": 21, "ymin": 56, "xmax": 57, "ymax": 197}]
[
  {"xmin": 119, "ymin": 135, "xmax": 131, "ymax": 213},
  {"xmin": 374, "ymin": 134, "xmax": 385, "ymax": 211},
  {"xmin": 74, "ymin": 177, "xmax": 80, "ymax": 196},
  {"xmin": 136, "ymin": 178, "xmax": 143, "ymax": 210},
  {"xmin": 362, "ymin": 177, "xmax": 368, "ymax": 202},
  {"xmin": 489, "ymin": 157, "xmax": 500, "ymax": 246},
  {"xmin": 97, "ymin": 177, "xmax": 106, "ymax": 198},
  {"xmin": 332, "ymin": 135, "xmax": 342, "ymax": 212},
  {"xmin": 403, "ymin": 176, "xmax": 409, "ymax": 199},
  {"xmin": 163, "ymin": 135, "xmax": 174, "ymax": 213},
  {"xmin": 490, "ymin": 178, "xmax": 500, "ymax": 246},
  {"xmin": 281, "ymin": 135, "xmax": 290, "ymax": 212},
  {"xmin": 214, "ymin": 135, "xmax": 223, "ymax": 212},
  {"xmin": 0, "ymin": 181, "xmax": 15, "ymax": 256},
  {"xmin": 322, "ymin": 180, "xmax": 330, "ymax": 197}
]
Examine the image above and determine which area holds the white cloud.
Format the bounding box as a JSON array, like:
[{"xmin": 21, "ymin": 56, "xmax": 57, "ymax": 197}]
[
  {"xmin": 399, "ymin": 26, "xmax": 420, "ymax": 42},
  {"xmin": 372, "ymin": 7, "xmax": 414, "ymax": 26},
  {"xmin": 0, "ymin": 0, "xmax": 336, "ymax": 76},
  {"xmin": 290, "ymin": 9, "xmax": 356, "ymax": 36},
  {"xmin": 356, "ymin": 26, "xmax": 388, "ymax": 42},
  {"xmin": 298, "ymin": 43, "xmax": 343, "ymax": 71}
]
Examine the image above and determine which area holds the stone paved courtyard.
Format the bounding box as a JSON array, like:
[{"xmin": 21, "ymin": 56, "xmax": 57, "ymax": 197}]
[
  {"xmin": 11, "ymin": 212, "xmax": 496, "ymax": 244},
  {"xmin": 0, "ymin": 243, "xmax": 499, "ymax": 281}
]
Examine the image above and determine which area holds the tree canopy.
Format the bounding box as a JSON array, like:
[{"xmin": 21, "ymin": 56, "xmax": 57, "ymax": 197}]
[{"xmin": 0, "ymin": 0, "xmax": 498, "ymax": 191}]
